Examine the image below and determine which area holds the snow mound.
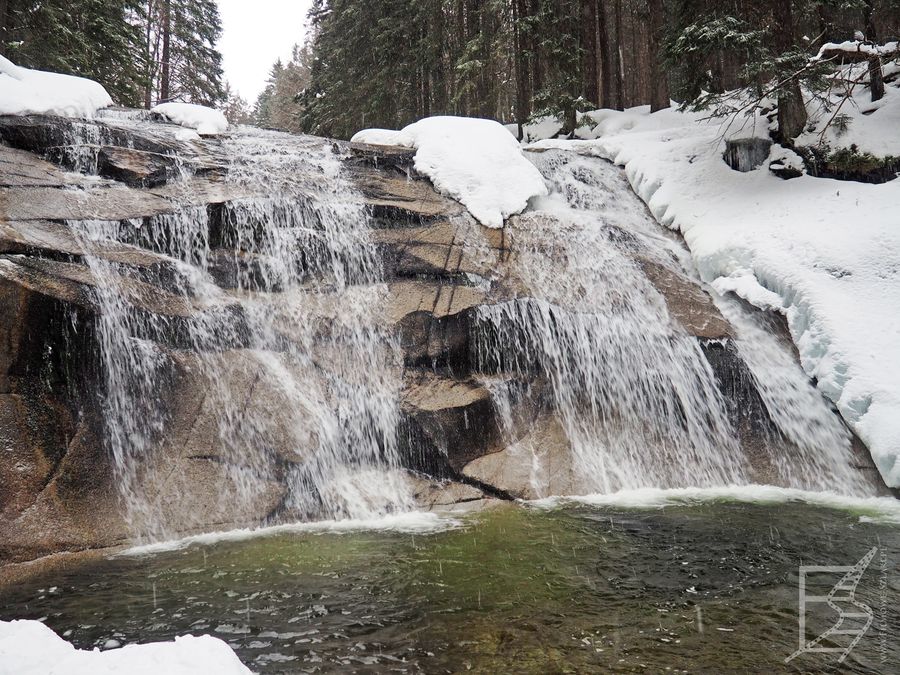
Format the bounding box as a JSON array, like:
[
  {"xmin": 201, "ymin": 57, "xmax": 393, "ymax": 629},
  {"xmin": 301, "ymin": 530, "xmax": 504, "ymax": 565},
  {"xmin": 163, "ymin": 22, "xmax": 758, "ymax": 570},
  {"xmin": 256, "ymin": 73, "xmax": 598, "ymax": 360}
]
[
  {"xmin": 0, "ymin": 55, "xmax": 112, "ymax": 117},
  {"xmin": 353, "ymin": 116, "xmax": 547, "ymax": 228},
  {"xmin": 0, "ymin": 620, "xmax": 251, "ymax": 675},
  {"xmin": 151, "ymin": 102, "xmax": 229, "ymax": 135},
  {"xmin": 350, "ymin": 128, "xmax": 414, "ymax": 146}
]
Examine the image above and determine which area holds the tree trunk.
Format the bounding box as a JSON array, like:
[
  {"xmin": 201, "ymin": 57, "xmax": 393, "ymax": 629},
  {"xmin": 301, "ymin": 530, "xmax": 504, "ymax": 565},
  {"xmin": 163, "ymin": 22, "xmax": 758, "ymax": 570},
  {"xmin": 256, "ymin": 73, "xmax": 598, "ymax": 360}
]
[
  {"xmin": 613, "ymin": 0, "xmax": 624, "ymax": 110},
  {"xmin": 160, "ymin": 0, "xmax": 172, "ymax": 103},
  {"xmin": 513, "ymin": 0, "xmax": 528, "ymax": 138},
  {"xmin": 0, "ymin": 0, "xmax": 9, "ymax": 45},
  {"xmin": 597, "ymin": 1, "xmax": 612, "ymax": 108},
  {"xmin": 864, "ymin": 0, "xmax": 885, "ymax": 102},
  {"xmin": 529, "ymin": 0, "xmax": 541, "ymax": 99},
  {"xmin": 772, "ymin": 0, "xmax": 806, "ymax": 141},
  {"xmin": 144, "ymin": 0, "xmax": 154, "ymax": 108},
  {"xmin": 581, "ymin": 0, "xmax": 599, "ymax": 107},
  {"xmin": 647, "ymin": 0, "xmax": 669, "ymax": 111}
]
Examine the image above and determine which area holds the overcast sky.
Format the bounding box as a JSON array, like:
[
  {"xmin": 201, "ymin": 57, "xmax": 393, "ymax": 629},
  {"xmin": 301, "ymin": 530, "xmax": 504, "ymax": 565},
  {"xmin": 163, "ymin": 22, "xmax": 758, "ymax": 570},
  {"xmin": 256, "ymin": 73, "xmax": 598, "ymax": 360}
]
[{"xmin": 217, "ymin": 0, "xmax": 313, "ymax": 103}]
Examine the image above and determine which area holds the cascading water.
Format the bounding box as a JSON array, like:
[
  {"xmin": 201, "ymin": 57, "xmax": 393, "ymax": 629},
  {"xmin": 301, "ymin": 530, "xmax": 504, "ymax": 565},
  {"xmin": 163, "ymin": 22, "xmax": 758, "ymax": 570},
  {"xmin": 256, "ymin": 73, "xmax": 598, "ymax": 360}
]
[
  {"xmin": 68, "ymin": 121, "xmax": 412, "ymax": 539},
  {"xmin": 475, "ymin": 149, "xmax": 874, "ymax": 496}
]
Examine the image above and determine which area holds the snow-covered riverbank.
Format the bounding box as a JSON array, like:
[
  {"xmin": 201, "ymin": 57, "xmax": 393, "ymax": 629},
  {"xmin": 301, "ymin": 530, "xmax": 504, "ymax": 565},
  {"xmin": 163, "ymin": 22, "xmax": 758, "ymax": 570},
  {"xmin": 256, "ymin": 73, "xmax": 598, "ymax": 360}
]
[{"xmin": 0, "ymin": 620, "xmax": 250, "ymax": 675}]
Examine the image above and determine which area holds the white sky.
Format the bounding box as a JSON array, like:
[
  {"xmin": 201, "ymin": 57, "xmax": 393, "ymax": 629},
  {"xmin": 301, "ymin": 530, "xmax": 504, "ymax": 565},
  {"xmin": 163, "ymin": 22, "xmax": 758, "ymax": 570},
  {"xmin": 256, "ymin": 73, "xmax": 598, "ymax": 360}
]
[{"xmin": 217, "ymin": 0, "xmax": 313, "ymax": 103}]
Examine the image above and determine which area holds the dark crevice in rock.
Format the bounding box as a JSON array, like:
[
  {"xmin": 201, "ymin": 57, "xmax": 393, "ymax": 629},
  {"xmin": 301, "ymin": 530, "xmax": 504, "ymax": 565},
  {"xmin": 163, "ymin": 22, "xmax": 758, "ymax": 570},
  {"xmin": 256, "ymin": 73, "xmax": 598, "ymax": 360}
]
[{"xmin": 448, "ymin": 472, "xmax": 517, "ymax": 502}]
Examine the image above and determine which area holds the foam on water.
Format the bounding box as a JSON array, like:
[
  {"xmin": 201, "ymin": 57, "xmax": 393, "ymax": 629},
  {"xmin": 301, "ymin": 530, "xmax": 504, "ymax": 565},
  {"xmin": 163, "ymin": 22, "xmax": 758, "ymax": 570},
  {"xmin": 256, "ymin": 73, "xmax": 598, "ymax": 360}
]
[
  {"xmin": 119, "ymin": 511, "xmax": 461, "ymax": 557},
  {"xmin": 533, "ymin": 485, "xmax": 900, "ymax": 522}
]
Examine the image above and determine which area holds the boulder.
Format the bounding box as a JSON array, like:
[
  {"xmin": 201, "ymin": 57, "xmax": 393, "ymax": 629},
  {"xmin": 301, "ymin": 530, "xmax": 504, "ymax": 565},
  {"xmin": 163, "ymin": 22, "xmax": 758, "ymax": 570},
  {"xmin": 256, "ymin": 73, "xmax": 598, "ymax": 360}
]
[
  {"xmin": 96, "ymin": 146, "xmax": 177, "ymax": 187},
  {"xmin": 401, "ymin": 373, "xmax": 504, "ymax": 475},
  {"xmin": 0, "ymin": 185, "xmax": 173, "ymax": 221}
]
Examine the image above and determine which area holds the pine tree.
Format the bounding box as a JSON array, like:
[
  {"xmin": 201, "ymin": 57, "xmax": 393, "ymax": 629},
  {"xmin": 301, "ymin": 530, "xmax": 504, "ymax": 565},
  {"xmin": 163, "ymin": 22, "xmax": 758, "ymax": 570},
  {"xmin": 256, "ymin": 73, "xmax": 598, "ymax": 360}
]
[
  {"xmin": 142, "ymin": 0, "xmax": 225, "ymax": 106},
  {"xmin": 1, "ymin": 0, "xmax": 146, "ymax": 106},
  {"xmin": 295, "ymin": 0, "xmax": 900, "ymax": 140},
  {"xmin": 221, "ymin": 83, "xmax": 253, "ymax": 125},
  {"xmin": 254, "ymin": 45, "xmax": 313, "ymax": 132}
]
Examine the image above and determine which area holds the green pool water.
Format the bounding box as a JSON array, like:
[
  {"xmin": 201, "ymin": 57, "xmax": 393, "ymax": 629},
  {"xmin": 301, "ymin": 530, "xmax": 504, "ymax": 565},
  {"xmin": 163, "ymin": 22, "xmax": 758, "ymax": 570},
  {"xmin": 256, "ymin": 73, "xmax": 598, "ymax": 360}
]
[{"xmin": 2, "ymin": 498, "xmax": 898, "ymax": 673}]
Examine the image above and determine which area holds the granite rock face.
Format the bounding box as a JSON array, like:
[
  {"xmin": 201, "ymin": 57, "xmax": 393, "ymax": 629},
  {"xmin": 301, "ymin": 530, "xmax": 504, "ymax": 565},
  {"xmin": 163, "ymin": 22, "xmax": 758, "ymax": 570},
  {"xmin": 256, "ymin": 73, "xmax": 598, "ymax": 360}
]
[{"xmin": 0, "ymin": 112, "xmax": 889, "ymax": 571}]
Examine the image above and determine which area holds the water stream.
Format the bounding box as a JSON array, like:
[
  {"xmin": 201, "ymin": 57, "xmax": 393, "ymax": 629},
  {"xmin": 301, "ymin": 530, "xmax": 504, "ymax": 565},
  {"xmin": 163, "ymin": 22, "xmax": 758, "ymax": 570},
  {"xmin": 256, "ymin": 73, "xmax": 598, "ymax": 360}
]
[
  {"xmin": 68, "ymin": 121, "xmax": 411, "ymax": 539},
  {"xmin": 474, "ymin": 149, "xmax": 873, "ymax": 496}
]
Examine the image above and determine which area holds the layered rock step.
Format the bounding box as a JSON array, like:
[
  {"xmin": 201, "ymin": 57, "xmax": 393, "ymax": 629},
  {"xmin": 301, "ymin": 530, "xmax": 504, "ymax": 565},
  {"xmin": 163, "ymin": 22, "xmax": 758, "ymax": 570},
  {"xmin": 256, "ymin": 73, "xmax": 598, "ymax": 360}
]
[{"xmin": 0, "ymin": 112, "xmax": 889, "ymax": 572}]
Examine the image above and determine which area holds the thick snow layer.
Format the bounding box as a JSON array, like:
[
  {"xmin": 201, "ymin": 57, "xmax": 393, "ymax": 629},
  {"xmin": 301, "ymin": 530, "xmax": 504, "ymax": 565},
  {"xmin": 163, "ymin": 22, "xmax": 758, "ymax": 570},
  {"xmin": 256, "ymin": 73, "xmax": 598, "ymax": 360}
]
[
  {"xmin": 503, "ymin": 115, "xmax": 564, "ymax": 142},
  {"xmin": 350, "ymin": 127, "xmax": 414, "ymax": 146},
  {"xmin": 796, "ymin": 69, "xmax": 900, "ymax": 157},
  {"xmin": 815, "ymin": 40, "xmax": 900, "ymax": 59},
  {"xmin": 0, "ymin": 56, "xmax": 112, "ymax": 117},
  {"xmin": 529, "ymin": 98, "xmax": 900, "ymax": 488},
  {"xmin": 0, "ymin": 620, "xmax": 251, "ymax": 675},
  {"xmin": 151, "ymin": 102, "xmax": 229, "ymax": 135},
  {"xmin": 353, "ymin": 116, "xmax": 548, "ymax": 228}
]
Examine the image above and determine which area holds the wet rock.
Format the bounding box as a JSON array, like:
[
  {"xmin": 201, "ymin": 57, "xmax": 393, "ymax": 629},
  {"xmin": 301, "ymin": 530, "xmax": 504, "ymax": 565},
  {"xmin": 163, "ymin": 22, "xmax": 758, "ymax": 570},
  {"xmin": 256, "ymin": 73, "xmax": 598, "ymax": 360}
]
[
  {"xmin": 390, "ymin": 280, "xmax": 486, "ymax": 370},
  {"xmin": 407, "ymin": 474, "xmax": 499, "ymax": 512},
  {"xmin": 0, "ymin": 254, "xmax": 199, "ymax": 317},
  {"xmin": 0, "ymin": 114, "xmax": 179, "ymax": 157},
  {"xmin": 0, "ymin": 145, "xmax": 78, "ymax": 188},
  {"xmin": 0, "ymin": 185, "xmax": 173, "ymax": 221},
  {"xmin": 347, "ymin": 142, "xmax": 417, "ymax": 173},
  {"xmin": 96, "ymin": 146, "xmax": 177, "ymax": 187},
  {"xmin": 348, "ymin": 163, "xmax": 465, "ymax": 222},
  {"xmin": 401, "ymin": 373, "xmax": 503, "ymax": 475},
  {"xmin": 0, "ymin": 381, "xmax": 126, "ymax": 566},
  {"xmin": 374, "ymin": 219, "xmax": 506, "ymax": 280},
  {"xmin": 639, "ymin": 259, "xmax": 732, "ymax": 339},
  {"xmin": 462, "ymin": 414, "xmax": 573, "ymax": 500}
]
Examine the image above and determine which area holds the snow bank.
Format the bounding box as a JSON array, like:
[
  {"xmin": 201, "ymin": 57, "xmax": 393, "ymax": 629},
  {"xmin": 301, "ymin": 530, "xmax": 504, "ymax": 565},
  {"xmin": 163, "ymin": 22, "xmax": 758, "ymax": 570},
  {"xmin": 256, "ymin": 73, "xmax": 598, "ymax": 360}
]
[
  {"xmin": 530, "ymin": 99, "xmax": 900, "ymax": 488},
  {"xmin": 353, "ymin": 116, "xmax": 548, "ymax": 228},
  {"xmin": 151, "ymin": 102, "xmax": 229, "ymax": 135},
  {"xmin": 0, "ymin": 55, "xmax": 112, "ymax": 117},
  {"xmin": 796, "ymin": 71, "xmax": 900, "ymax": 157},
  {"xmin": 0, "ymin": 620, "xmax": 251, "ymax": 675}
]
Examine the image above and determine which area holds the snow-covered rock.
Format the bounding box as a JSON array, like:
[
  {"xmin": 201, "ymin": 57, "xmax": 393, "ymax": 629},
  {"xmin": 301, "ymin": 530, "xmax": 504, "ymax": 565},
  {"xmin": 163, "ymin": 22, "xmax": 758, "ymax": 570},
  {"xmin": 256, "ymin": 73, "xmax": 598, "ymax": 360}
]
[
  {"xmin": 353, "ymin": 116, "xmax": 548, "ymax": 228},
  {"xmin": 0, "ymin": 620, "xmax": 251, "ymax": 675},
  {"xmin": 151, "ymin": 102, "xmax": 229, "ymax": 136},
  {"xmin": 351, "ymin": 127, "xmax": 414, "ymax": 146},
  {"xmin": 0, "ymin": 56, "xmax": 112, "ymax": 117},
  {"xmin": 530, "ymin": 102, "xmax": 900, "ymax": 488}
]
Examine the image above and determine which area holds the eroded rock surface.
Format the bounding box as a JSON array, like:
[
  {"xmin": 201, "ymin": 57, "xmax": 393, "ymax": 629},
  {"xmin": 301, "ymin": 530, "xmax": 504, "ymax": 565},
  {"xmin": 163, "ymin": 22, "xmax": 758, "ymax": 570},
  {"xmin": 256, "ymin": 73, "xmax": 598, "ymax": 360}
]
[{"xmin": 0, "ymin": 111, "xmax": 889, "ymax": 574}]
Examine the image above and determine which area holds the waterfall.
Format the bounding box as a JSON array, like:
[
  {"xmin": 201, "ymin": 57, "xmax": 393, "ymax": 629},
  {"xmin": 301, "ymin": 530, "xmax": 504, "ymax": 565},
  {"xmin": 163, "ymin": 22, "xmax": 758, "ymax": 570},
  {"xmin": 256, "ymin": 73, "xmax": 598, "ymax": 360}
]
[
  {"xmin": 68, "ymin": 124, "xmax": 411, "ymax": 539},
  {"xmin": 474, "ymin": 149, "xmax": 873, "ymax": 496},
  {"xmin": 52, "ymin": 118, "xmax": 877, "ymax": 541}
]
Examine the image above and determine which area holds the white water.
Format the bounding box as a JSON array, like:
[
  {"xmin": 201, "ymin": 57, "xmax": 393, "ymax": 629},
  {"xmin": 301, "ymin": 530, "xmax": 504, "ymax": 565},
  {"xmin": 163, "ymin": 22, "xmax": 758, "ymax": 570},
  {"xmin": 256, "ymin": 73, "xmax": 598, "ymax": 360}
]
[
  {"xmin": 476, "ymin": 149, "xmax": 874, "ymax": 496},
  {"xmin": 67, "ymin": 124, "xmax": 412, "ymax": 539},
  {"xmin": 533, "ymin": 485, "xmax": 900, "ymax": 522},
  {"xmin": 58, "ymin": 123, "xmax": 878, "ymax": 541},
  {"xmin": 119, "ymin": 509, "xmax": 460, "ymax": 557}
]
